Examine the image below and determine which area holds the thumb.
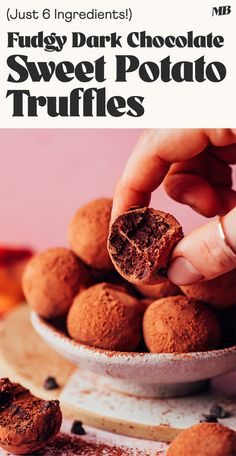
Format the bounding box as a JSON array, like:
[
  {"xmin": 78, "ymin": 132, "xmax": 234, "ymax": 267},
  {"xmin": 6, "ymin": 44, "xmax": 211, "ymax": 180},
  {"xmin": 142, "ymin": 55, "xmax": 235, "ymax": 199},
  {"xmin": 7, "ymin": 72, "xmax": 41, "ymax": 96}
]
[{"xmin": 168, "ymin": 207, "xmax": 236, "ymax": 285}]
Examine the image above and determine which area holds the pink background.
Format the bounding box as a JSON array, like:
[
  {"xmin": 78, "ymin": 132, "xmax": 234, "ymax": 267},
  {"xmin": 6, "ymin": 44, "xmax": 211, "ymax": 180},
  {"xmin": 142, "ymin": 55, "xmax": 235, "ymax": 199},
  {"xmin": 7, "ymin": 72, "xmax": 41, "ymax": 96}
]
[{"xmin": 0, "ymin": 129, "xmax": 235, "ymax": 251}]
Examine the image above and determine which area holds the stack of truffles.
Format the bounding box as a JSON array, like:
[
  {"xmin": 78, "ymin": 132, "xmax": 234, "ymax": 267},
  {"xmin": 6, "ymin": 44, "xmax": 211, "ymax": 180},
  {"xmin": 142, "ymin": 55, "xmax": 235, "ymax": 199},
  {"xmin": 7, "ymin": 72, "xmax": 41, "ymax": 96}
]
[{"xmin": 23, "ymin": 198, "xmax": 236, "ymax": 354}]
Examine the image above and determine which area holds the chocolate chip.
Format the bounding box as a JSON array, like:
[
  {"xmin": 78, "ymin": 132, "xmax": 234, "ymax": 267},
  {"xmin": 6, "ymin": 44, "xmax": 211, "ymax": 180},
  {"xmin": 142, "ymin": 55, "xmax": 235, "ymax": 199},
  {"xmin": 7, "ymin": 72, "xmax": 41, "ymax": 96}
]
[
  {"xmin": 16, "ymin": 408, "xmax": 29, "ymax": 419},
  {"xmin": 43, "ymin": 376, "xmax": 59, "ymax": 390},
  {"xmin": 0, "ymin": 391, "xmax": 11, "ymax": 410},
  {"xmin": 41, "ymin": 400, "xmax": 60, "ymax": 412},
  {"xmin": 71, "ymin": 420, "xmax": 86, "ymax": 435},
  {"xmin": 8, "ymin": 404, "xmax": 19, "ymax": 415},
  {"xmin": 210, "ymin": 404, "xmax": 228, "ymax": 419},
  {"xmin": 42, "ymin": 401, "xmax": 52, "ymax": 411},
  {"xmin": 200, "ymin": 414, "xmax": 218, "ymax": 423}
]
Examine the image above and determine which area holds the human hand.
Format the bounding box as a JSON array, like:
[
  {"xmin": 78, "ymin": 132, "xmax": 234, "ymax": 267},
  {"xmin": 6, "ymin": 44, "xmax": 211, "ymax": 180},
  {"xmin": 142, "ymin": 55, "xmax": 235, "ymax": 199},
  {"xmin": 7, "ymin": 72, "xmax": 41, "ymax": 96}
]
[{"xmin": 111, "ymin": 129, "xmax": 236, "ymax": 285}]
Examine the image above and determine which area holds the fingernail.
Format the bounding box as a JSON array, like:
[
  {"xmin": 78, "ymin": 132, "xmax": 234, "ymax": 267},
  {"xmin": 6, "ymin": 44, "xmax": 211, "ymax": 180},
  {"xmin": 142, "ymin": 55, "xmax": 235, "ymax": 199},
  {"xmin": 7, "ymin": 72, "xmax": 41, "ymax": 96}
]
[{"xmin": 168, "ymin": 257, "xmax": 204, "ymax": 285}]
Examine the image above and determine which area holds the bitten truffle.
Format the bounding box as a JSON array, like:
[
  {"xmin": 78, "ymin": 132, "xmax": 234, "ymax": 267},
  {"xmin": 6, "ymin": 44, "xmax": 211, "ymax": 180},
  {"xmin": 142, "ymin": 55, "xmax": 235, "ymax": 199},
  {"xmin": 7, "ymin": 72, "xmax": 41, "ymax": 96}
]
[
  {"xmin": 0, "ymin": 378, "xmax": 62, "ymax": 455},
  {"xmin": 67, "ymin": 282, "xmax": 143, "ymax": 351},
  {"xmin": 68, "ymin": 198, "xmax": 114, "ymax": 273},
  {"xmin": 143, "ymin": 296, "xmax": 221, "ymax": 353},
  {"xmin": 167, "ymin": 423, "xmax": 236, "ymax": 456},
  {"xmin": 108, "ymin": 207, "xmax": 183, "ymax": 285},
  {"xmin": 181, "ymin": 269, "xmax": 236, "ymax": 309},
  {"xmin": 22, "ymin": 247, "xmax": 92, "ymax": 319},
  {"xmin": 135, "ymin": 278, "xmax": 181, "ymax": 299}
]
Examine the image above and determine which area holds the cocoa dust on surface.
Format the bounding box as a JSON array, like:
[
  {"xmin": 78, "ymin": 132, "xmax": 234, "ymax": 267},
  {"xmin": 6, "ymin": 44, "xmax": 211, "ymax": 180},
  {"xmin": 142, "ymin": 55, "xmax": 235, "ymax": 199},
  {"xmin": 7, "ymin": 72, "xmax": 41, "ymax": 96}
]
[{"xmin": 3, "ymin": 433, "xmax": 165, "ymax": 456}]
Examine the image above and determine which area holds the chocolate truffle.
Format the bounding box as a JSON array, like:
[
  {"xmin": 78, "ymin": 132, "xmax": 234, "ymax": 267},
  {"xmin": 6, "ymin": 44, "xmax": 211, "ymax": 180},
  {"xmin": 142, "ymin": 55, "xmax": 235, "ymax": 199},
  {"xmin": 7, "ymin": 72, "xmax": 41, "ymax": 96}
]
[
  {"xmin": 108, "ymin": 207, "xmax": 183, "ymax": 285},
  {"xmin": 68, "ymin": 198, "xmax": 113, "ymax": 273},
  {"xmin": 67, "ymin": 282, "xmax": 143, "ymax": 351},
  {"xmin": 0, "ymin": 378, "xmax": 62, "ymax": 455},
  {"xmin": 143, "ymin": 296, "xmax": 221, "ymax": 353},
  {"xmin": 167, "ymin": 423, "xmax": 236, "ymax": 456},
  {"xmin": 135, "ymin": 278, "xmax": 181, "ymax": 299},
  {"xmin": 181, "ymin": 269, "xmax": 236, "ymax": 309},
  {"xmin": 22, "ymin": 247, "xmax": 92, "ymax": 319}
]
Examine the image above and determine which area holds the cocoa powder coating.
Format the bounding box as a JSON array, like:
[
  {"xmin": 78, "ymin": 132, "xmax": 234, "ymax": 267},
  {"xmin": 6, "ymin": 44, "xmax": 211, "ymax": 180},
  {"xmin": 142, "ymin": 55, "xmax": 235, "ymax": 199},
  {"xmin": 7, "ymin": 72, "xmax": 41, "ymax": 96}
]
[
  {"xmin": 0, "ymin": 378, "xmax": 62, "ymax": 455},
  {"xmin": 167, "ymin": 423, "xmax": 236, "ymax": 456},
  {"xmin": 181, "ymin": 269, "xmax": 236, "ymax": 309},
  {"xmin": 68, "ymin": 198, "xmax": 114, "ymax": 273},
  {"xmin": 108, "ymin": 207, "xmax": 183, "ymax": 285},
  {"xmin": 67, "ymin": 282, "xmax": 144, "ymax": 351},
  {"xmin": 143, "ymin": 295, "xmax": 221, "ymax": 353},
  {"xmin": 22, "ymin": 247, "xmax": 92, "ymax": 319}
]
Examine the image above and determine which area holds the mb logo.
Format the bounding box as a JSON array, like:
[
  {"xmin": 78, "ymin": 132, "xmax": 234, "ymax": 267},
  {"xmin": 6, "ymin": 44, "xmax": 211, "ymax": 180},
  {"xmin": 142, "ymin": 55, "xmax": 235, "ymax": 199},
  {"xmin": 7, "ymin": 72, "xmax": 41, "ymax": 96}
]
[{"xmin": 212, "ymin": 5, "xmax": 231, "ymax": 15}]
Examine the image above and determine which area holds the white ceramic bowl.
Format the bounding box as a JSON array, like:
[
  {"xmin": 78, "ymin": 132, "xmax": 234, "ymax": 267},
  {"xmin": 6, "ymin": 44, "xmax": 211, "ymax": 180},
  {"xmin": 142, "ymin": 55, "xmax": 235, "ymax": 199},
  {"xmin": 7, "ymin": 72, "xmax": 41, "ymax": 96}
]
[{"xmin": 31, "ymin": 311, "xmax": 236, "ymax": 398}]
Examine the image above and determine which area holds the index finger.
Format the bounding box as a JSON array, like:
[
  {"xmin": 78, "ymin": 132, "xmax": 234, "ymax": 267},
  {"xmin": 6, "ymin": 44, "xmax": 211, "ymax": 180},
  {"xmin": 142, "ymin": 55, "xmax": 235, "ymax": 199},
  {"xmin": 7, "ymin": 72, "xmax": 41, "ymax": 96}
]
[{"xmin": 111, "ymin": 128, "xmax": 236, "ymax": 221}]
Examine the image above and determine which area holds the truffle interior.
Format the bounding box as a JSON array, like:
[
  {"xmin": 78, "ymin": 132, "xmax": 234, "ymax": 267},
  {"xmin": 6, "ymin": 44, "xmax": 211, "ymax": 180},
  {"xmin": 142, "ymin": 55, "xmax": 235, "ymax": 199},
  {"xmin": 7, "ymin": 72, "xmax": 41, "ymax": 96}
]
[
  {"xmin": 0, "ymin": 381, "xmax": 55, "ymax": 429},
  {"xmin": 110, "ymin": 210, "xmax": 170, "ymax": 279}
]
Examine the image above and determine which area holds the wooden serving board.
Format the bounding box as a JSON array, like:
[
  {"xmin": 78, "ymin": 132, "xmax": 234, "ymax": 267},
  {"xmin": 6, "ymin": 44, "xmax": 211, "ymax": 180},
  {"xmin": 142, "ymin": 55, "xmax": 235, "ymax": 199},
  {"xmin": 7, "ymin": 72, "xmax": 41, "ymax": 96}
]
[{"xmin": 0, "ymin": 306, "xmax": 236, "ymax": 444}]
